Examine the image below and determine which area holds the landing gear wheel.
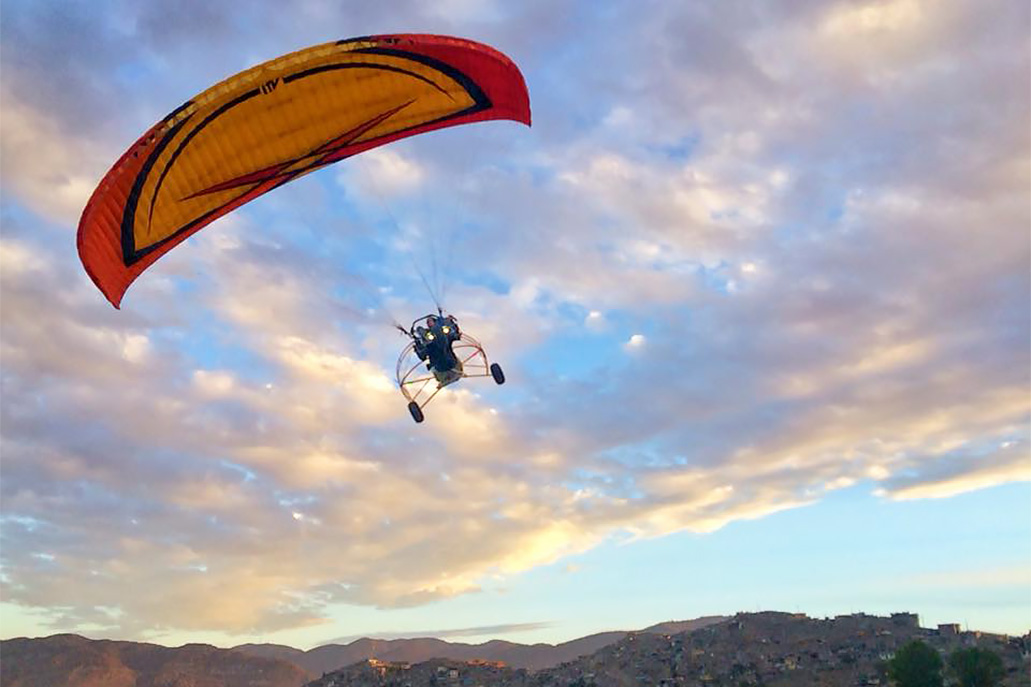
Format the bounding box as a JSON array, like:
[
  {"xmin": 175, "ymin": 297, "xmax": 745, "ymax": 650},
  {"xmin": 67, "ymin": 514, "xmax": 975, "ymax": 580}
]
[
  {"xmin": 407, "ymin": 401, "xmax": 424, "ymax": 423},
  {"xmin": 490, "ymin": 363, "xmax": 506, "ymax": 385}
]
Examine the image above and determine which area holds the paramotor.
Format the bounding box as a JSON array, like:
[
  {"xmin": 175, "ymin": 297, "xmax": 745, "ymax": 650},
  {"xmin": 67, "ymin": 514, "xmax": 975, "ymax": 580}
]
[{"xmin": 396, "ymin": 313, "xmax": 505, "ymax": 422}]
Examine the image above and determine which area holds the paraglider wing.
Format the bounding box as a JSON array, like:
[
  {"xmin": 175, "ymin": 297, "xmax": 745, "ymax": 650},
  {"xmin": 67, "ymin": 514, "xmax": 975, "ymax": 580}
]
[{"xmin": 77, "ymin": 34, "xmax": 531, "ymax": 307}]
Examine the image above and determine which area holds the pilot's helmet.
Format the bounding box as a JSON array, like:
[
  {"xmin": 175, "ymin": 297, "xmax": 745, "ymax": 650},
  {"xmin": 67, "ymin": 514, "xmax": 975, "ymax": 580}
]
[{"xmin": 426, "ymin": 315, "xmax": 438, "ymax": 329}]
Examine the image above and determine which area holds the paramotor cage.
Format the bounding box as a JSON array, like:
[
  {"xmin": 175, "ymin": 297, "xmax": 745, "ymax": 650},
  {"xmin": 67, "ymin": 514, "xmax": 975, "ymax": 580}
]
[
  {"xmin": 395, "ymin": 313, "xmax": 505, "ymax": 422},
  {"xmin": 396, "ymin": 332, "xmax": 494, "ymax": 409}
]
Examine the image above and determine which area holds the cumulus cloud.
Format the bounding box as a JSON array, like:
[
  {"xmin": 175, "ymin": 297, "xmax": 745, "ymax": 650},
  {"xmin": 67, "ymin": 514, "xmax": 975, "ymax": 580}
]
[
  {"xmin": 337, "ymin": 149, "xmax": 428, "ymax": 200},
  {"xmin": 584, "ymin": 310, "xmax": 607, "ymax": 330},
  {"xmin": 0, "ymin": 89, "xmax": 112, "ymax": 226},
  {"xmin": 624, "ymin": 334, "xmax": 646, "ymax": 351},
  {"xmin": 0, "ymin": 0, "xmax": 1027, "ymax": 640}
]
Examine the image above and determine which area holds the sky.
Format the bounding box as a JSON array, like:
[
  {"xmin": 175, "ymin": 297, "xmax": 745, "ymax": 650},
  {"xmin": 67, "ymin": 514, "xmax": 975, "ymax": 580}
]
[{"xmin": 1, "ymin": 0, "xmax": 1029, "ymax": 650}]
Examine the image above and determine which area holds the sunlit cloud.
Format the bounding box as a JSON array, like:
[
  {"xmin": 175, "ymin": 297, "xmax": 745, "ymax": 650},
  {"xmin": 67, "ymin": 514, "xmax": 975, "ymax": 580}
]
[
  {"xmin": 0, "ymin": 89, "xmax": 108, "ymax": 226},
  {"xmin": 585, "ymin": 310, "xmax": 606, "ymax": 330},
  {"xmin": 338, "ymin": 148, "xmax": 427, "ymax": 199},
  {"xmin": 625, "ymin": 334, "xmax": 646, "ymax": 350},
  {"xmin": 823, "ymin": 0, "xmax": 924, "ymax": 35},
  {"xmin": 877, "ymin": 443, "xmax": 1031, "ymax": 501}
]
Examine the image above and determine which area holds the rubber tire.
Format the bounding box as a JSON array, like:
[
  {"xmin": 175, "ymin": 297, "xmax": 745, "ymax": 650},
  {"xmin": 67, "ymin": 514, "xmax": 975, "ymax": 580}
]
[
  {"xmin": 490, "ymin": 363, "xmax": 505, "ymax": 385},
  {"xmin": 408, "ymin": 401, "xmax": 425, "ymax": 423}
]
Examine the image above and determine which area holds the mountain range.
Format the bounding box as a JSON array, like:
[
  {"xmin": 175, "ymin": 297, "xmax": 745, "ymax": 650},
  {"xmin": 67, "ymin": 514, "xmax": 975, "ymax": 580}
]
[
  {"xmin": 4, "ymin": 613, "xmax": 1027, "ymax": 687},
  {"xmin": 0, "ymin": 616, "xmax": 725, "ymax": 686},
  {"xmin": 231, "ymin": 616, "xmax": 725, "ymax": 675},
  {"xmin": 0, "ymin": 633, "xmax": 310, "ymax": 687}
]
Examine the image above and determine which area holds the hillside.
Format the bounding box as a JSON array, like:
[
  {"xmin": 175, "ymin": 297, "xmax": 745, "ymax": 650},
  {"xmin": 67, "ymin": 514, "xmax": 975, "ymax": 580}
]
[{"xmin": 306, "ymin": 612, "xmax": 1031, "ymax": 687}]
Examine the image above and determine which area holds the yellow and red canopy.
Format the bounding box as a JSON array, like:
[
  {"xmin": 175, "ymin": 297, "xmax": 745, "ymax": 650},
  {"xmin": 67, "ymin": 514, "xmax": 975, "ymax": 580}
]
[{"xmin": 78, "ymin": 34, "xmax": 531, "ymax": 307}]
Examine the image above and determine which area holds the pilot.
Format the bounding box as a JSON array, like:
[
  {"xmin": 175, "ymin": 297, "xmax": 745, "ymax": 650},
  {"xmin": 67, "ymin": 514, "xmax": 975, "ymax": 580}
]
[{"xmin": 414, "ymin": 314, "xmax": 462, "ymax": 385}]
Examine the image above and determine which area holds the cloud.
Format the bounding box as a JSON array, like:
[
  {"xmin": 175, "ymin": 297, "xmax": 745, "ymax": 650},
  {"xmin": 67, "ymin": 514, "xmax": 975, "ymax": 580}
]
[
  {"xmin": 822, "ymin": 0, "xmax": 925, "ymax": 35},
  {"xmin": 0, "ymin": 88, "xmax": 110, "ymax": 226},
  {"xmin": 584, "ymin": 310, "xmax": 607, "ymax": 331},
  {"xmin": 624, "ymin": 334, "xmax": 646, "ymax": 350},
  {"xmin": 901, "ymin": 564, "xmax": 1031, "ymax": 590},
  {"xmin": 328, "ymin": 621, "xmax": 554, "ymax": 643},
  {"xmin": 337, "ymin": 149, "xmax": 427, "ymax": 200},
  {"xmin": 876, "ymin": 442, "xmax": 1031, "ymax": 501}
]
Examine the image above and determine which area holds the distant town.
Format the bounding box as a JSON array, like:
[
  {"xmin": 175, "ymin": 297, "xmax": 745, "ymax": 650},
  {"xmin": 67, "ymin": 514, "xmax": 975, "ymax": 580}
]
[{"xmin": 306, "ymin": 612, "xmax": 1030, "ymax": 687}]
